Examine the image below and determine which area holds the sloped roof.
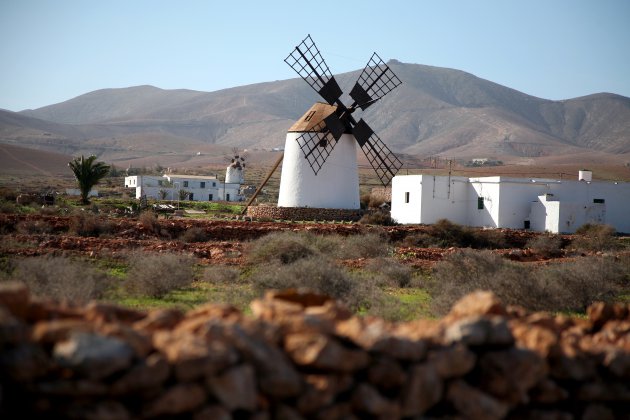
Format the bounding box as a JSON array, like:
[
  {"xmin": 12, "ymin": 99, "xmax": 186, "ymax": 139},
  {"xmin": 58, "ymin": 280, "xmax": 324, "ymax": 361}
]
[{"xmin": 288, "ymin": 102, "xmax": 337, "ymax": 133}]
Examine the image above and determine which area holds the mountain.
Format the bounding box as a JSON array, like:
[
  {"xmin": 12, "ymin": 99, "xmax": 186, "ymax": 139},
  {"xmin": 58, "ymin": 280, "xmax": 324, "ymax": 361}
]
[{"xmin": 3, "ymin": 62, "xmax": 630, "ymax": 166}]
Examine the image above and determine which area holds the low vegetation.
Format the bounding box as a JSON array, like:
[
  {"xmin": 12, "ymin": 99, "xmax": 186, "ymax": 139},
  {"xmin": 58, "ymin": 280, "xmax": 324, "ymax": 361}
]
[
  {"xmin": 0, "ymin": 204, "xmax": 628, "ymax": 320},
  {"xmin": 401, "ymin": 219, "xmax": 508, "ymax": 249},
  {"xmin": 8, "ymin": 255, "xmax": 112, "ymax": 303},
  {"xmin": 430, "ymin": 248, "xmax": 629, "ymax": 315},
  {"xmin": 123, "ymin": 252, "xmax": 195, "ymax": 298}
]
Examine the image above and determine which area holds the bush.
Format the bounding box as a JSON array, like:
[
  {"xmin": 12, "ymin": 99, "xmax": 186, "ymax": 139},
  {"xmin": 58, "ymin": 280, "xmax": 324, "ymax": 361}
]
[
  {"xmin": 250, "ymin": 257, "xmax": 365, "ymax": 310},
  {"xmin": 202, "ymin": 265, "xmax": 240, "ymax": 284},
  {"xmin": 430, "ymin": 249, "xmax": 629, "ymax": 315},
  {"xmin": 247, "ymin": 231, "xmax": 321, "ymax": 265},
  {"xmin": 526, "ymin": 234, "xmax": 563, "ymax": 257},
  {"xmin": 572, "ymin": 223, "xmax": 619, "ymax": 251},
  {"xmin": 179, "ymin": 227, "xmax": 208, "ymax": 243},
  {"xmin": 536, "ymin": 256, "xmax": 628, "ymax": 311},
  {"xmin": 124, "ymin": 252, "xmax": 194, "ymax": 298},
  {"xmin": 333, "ymin": 232, "xmax": 391, "ymax": 259},
  {"xmin": 401, "ymin": 219, "xmax": 507, "ymax": 249},
  {"xmin": 430, "ymin": 249, "xmax": 532, "ymax": 314},
  {"xmin": 364, "ymin": 257, "xmax": 415, "ymax": 288},
  {"xmin": 358, "ymin": 211, "xmax": 397, "ymax": 226},
  {"xmin": 69, "ymin": 212, "xmax": 113, "ymax": 237},
  {"xmin": 138, "ymin": 210, "xmax": 161, "ymax": 234},
  {"xmin": 10, "ymin": 255, "xmax": 111, "ymax": 302},
  {"xmin": 16, "ymin": 219, "xmax": 54, "ymax": 235}
]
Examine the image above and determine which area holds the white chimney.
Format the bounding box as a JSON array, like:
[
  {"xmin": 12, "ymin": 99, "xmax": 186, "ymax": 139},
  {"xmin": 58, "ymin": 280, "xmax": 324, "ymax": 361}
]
[{"xmin": 579, "ymin": 169, "xmax": 592, "ymax": 182}]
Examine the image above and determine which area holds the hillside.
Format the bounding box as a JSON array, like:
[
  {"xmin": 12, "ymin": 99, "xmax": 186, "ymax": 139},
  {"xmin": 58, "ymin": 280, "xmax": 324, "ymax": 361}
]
[{"xmin": 3, "ymin": 62, "xmax": 630, "ymax": 166}]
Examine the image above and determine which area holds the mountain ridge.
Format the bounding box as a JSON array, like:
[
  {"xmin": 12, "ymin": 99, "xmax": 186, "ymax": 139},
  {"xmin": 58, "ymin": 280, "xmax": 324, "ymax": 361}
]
[{"xmin": 3, "ymin": 61, "xmax": 629, "ymax": 165}]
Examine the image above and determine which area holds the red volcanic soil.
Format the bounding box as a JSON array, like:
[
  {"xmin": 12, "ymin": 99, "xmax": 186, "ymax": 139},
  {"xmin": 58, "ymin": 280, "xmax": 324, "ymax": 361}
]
[{"xmin": 0, "ymin": 213, "xmax": 581, "ymax": 268}]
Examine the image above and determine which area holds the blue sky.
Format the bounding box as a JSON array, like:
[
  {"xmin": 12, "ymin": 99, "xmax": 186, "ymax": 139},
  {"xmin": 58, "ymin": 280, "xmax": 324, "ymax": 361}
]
[{"xmin": 1, "ymin": 0, "xmax": 629, "ymax": 111}]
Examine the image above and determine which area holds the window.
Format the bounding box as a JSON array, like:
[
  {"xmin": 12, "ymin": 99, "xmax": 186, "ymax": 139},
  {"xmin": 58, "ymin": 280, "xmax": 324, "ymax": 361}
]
[
  {"xmin": 209, "ymin": 194, "xmax": 213, "ymax": 201},
  {"xmin": 189, "ymin": 193, "xmax": 194, "ymax": 201},
  {"xmin": 200, "ymin": 182, "xmax": 205, "ymax": 188},
  {"xmin": 477, "ymin": 197, "xmax": 484, "ymax": 210},
  {"xmin": 304, "ymin": 110, "xmax": 316, "ymax": 122},
  {"xmin": 183, "ymin": 181, "xmax": 189, "ymax": 188},
  {"xmin": 404, "ymin": 192, "xmax": 410, "ymax": 203},
  {"xmin": 212, "ymin": 182, "xmax": 216, "ymax": 187},
  {"xmin": 593, "ymin": 198, "xmax": 605, "ymax": 204},
  {"xmin": 226, "ymin": 193, "xmax": 230, "ymax": 202},
  {"xmin": 523, "ymin": 220, "xmax": 530, "ymax": 229}
]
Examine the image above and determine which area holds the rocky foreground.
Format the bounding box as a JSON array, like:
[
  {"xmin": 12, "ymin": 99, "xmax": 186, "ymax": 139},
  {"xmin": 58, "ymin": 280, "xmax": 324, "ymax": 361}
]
[{"xmin": 0, "ymin": 283, "xmax": 629, "ymax": 419}]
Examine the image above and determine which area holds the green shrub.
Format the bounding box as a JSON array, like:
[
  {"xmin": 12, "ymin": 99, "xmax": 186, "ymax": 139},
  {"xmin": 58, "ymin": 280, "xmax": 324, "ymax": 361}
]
[
  {"xmin": 250, "ymin": 257, "xmax": 366, "ymax": 310},
  {"xmin": 69, "ymin": 212, "xmax": 114, "ymax": 237},
  {"xmin": 358, "ymin": 211, "xmax": 397, "ymax": 226},
  {"xmin": 202, "ymin": 265, "xmax": 240, "ymax": 284},
  {"xmin": 124, "ymin": 252, "xmax": 194, "ymax": 298},
  {"xmin": 572, "ymin": 223, "xmax": 619, "ymax": 251},
  {"xmin": 526, "ymin": 234, "xmax": 563, "ymax": 257},
  {"xmin": 400, "ymin": 219, "xmax": 507, "ymax": 249},
  {"xmin": 179, "ymin": 227, "xmax": 208, "ymax": 243},
  {"xmin": 536, "ymin": 256, "xmax": 628, "ymax": 311},
  {"xmin": 247, "ymin": 231, "xmax": 319, "ymax": 265},
  {"xmin": 10, "ymin": 255, "xmax": 111, "ymax": 302},
  {"xmin": 16, "ymin": 219, "xmax": 54, "ymax": 235},
  {"xmin": 138, "ymin": 210, "xmax": 161, "ymax": 234},
  {"xmin": 335, "ymin": 232, "xmax": 391, "ymax": 259},
  {"xmin": 364, "ymin": 257, "xmax": 414, "ymax": 288},
  {"xmin": 430, "ymin": 249, "xmax": 628, "ymax": 315}
]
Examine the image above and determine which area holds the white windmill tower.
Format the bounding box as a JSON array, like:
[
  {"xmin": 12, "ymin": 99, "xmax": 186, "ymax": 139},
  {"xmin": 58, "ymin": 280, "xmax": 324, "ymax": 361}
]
[
  {"xmin": 277, "ymin": 35, "xmax": 403, "ymax": 209},
  {"xmin": 225, "ymin": 149, "xmax": 246, "ymax": 184}
]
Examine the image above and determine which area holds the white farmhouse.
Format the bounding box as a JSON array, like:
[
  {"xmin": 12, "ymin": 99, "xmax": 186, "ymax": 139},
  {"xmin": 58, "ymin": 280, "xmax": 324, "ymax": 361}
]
[
  {"xmin": 124, "ymin": 173, "xmax": 243, "ymax": 202},
  {"xmin": 391, "ymin": 171, "xmax": 630, "ymax": 233}
]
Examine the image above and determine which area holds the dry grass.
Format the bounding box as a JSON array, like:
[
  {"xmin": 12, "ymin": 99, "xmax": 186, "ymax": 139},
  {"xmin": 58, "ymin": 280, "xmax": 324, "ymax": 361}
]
[
  {"xmin": 124, "ymin": 252, "xmax": 195, "ymax": 298},
  {"xmin": 430, "ymin": 249, "xmax": 629, "ymax": 315},
  {"xmin": 9, "ymin": 255, "xmax": 111, "ymax": 303}
]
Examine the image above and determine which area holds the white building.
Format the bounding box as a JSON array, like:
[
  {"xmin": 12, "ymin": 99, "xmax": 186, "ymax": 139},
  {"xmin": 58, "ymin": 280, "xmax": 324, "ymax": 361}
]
[
  {"xmin": 391, "ymin": 171, "xmax": 630, "ymax": 233},
  {"xmin": 124, "ymin": 173, "xmax": 243, "ymax": 202}
]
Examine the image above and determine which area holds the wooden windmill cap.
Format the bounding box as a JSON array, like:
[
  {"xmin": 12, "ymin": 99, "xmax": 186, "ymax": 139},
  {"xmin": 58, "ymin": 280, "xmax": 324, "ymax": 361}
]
[{"xmin": 288, "ymin": 102, "xmax": 337, "ymax": 133}]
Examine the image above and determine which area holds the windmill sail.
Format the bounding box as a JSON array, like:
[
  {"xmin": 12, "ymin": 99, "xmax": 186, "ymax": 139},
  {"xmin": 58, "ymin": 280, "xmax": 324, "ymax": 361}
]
[
  {"xmin": 285, "ymin": 35, "xmax": 403, "ymax": 186},
  {"xmin": 284, "ymin": 35, "xmax": 342, "ymax": 105},
  {"xmin": 353, "ymin": 119, "xmax": 403, "ymax": 186}
]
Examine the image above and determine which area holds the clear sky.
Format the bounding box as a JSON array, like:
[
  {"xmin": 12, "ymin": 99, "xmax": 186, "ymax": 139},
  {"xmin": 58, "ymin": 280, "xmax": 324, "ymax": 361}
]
[{"xmin": 1, "ymin": 0, "xmax": 629, "ymax": 111}]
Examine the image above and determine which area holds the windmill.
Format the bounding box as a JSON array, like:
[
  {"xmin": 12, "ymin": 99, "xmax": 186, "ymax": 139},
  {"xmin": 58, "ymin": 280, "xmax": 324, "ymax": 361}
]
[
  {"xmin": 277, "ymin": 34, "xmax": 403, "ymax": 209},
  {"xmin": 225, "ymin": 148, "xmax": 246, "ymax": 184}
]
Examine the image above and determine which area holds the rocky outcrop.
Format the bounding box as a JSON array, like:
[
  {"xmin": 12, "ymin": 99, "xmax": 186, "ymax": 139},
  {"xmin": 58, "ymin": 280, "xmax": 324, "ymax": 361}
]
[{"xmin": 1, "ymin": 283, "xmax": 629, "ymax": 418}]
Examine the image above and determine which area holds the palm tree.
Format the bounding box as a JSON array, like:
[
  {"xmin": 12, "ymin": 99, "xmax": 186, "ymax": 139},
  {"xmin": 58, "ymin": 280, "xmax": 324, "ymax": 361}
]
[{"xmin": 68, "ymin": 155, "xmax": 110, "ymax": 204}]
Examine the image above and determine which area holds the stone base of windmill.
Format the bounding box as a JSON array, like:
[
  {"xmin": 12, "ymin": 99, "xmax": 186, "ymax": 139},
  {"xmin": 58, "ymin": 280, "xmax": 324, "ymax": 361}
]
[{"xmin": 246, "ymin": 205, "xmax": 363, "ymax": 222}]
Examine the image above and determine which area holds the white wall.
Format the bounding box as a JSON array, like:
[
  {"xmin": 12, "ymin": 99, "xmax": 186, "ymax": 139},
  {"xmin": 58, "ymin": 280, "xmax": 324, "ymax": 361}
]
[
  {"xmin": 278, "ymin": 132, "xmax": 360, "ymax": 209},
  {"xmin": 391, "ymin": 175, "xmax": 422, "ymax": 224},
  {"xmin": 392, "ymin": 174, "xmax": 630, "ymax": 233},
  {"xmin": 468, "ymin": 178, "xmax": 501, "ymax": 228},
  {"xmin": 391, "ymin": 175, "xmax": 469, "ymax": 225},
  {"xmin": 125, "ymin": 175, "xmax": 243, "ymax": 202}
]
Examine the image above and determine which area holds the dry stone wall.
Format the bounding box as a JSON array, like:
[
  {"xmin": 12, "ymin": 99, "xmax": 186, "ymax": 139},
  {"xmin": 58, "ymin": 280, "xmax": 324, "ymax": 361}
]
[
  {"xmin": 1, "ymin": 283, "xmax": 629, "ymax": 419},
  {"xmin": 246, "ymin": 206, "xmax": 363, "ymax": 222}
]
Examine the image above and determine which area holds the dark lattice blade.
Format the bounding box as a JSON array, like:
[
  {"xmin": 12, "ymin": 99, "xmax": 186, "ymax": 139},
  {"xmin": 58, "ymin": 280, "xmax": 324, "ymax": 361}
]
[
  {"xmin": 354, "ymin": 119, "xmax": 402, "ymax": 186},
  {"xmin": 285, "ymin": 35, "xmax": 342, "ymax": 105},
  {"xmin": 350, "ymin": 52, "xmax": 402, "ymax": 110},
  {"xmin": 295, "ymin": 128, "xmax": 339, "ymax": 175},
  {"xmin": 323, "ymin": 113, "xmax": 345, "ymax": 141}
]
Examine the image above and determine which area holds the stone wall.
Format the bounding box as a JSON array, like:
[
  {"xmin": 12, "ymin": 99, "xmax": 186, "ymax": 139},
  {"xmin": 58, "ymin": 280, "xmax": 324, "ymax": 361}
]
[
  {"xmin": 1, "ymin": 283, "xmax": 629, "ymax": 418},
  {"xmin": 247, "ymin": 206, "xmax": 363, "ymax": 222}
]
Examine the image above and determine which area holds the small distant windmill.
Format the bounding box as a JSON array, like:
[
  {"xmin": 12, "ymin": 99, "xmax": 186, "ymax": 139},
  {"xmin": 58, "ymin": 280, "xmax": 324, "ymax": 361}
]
[
  {"xmin": 225, "ymin": 148, "xmax": 246, "ymax": 184},
  {"xmin": 277, "ymin": 34, "xmax": 403, "ymax": 209}
]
